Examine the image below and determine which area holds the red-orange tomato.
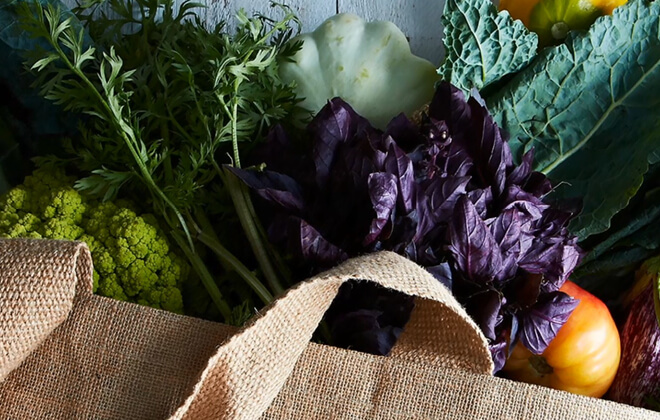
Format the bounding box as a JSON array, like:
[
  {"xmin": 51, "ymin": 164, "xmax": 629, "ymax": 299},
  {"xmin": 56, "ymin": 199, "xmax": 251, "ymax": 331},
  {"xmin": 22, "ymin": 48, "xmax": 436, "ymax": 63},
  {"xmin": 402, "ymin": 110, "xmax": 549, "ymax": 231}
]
[{"xmin": 502, "ymin": 281, "xmax": 621, "ymax": 398}]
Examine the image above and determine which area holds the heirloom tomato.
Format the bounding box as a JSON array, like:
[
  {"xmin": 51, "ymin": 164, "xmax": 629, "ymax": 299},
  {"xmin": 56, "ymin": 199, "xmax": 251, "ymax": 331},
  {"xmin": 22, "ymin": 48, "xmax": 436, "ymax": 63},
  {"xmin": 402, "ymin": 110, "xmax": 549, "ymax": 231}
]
[
  {"xmin": 502, "ymin": 281, "xmax": 621, "ymax": 398},
  {"xmin": 498, "ymin": 0, "xmax": 628, "ymax": 47}
]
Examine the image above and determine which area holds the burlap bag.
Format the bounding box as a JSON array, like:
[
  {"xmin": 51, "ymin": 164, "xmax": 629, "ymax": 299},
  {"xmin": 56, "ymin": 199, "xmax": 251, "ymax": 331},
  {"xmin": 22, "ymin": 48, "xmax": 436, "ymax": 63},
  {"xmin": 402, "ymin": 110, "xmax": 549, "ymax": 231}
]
[{"xmin": 0, "ymin": 239, "xmax": 657, "ymax": 419}]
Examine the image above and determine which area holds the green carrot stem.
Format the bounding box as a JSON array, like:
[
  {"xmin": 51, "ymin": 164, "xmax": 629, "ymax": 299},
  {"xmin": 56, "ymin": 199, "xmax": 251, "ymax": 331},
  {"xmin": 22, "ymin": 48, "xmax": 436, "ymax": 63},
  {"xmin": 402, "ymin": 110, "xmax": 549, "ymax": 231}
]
[
  {"xmin": 220, "ymin": 166, "xmax": 285, "ymax": 295},
  {"xmin": 197, "ymin": 228, "xmax": 274, "ymax": 305},
  {"xmin": 171, "ymin": 230, "xmax": 232, "ymax": 320}
]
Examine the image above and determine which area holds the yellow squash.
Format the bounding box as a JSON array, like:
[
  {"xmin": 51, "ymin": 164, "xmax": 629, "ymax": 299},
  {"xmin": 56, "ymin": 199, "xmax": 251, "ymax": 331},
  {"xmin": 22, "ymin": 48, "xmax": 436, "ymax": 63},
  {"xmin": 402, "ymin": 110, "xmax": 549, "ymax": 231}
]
[{"xmin": 499, "ymin": 0, "xmax": 628, "ymax": 47}]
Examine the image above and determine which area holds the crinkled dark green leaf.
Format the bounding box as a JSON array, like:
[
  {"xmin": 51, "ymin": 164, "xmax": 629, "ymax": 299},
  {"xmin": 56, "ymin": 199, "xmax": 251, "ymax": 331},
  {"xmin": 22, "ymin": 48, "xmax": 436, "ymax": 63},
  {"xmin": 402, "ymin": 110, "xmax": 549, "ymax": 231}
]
[
  {"xmin": 488, "ymin": 0, "xmax": 660, "ymax": 240},
  {"xmin": 649, "ymin": 149, "xmax": 660, "ymax": 166},
  {"xmin": 438, "ymin": 0, "xmax": 538, "ymax": 95},
  {"xmin": 573, "ymin": 186, "xmax": 660, "ymax": 298},
  {"xmin": 581, "ymin": 188, "xmax": 660, "ymax": 267}
]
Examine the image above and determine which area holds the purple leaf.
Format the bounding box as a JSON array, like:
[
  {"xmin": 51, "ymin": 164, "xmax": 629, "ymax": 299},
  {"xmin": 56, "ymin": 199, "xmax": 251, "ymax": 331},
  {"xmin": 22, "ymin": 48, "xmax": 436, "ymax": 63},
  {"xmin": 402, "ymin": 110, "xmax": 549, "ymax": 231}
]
[
  {"xmin": 519, "ymin": 241, "xmax": 581, "ymax": 291},
  {"xmin": 519, "ymin": 291, "xmax": 579, "ymax": 355},
  {"xmin": 325, "ymin": 282, "xmax": 415, "ymax": 356},
  {"xmin": 410, "ymin": 195, "xmax": 436, "ymax": 245},
  {"xmin": 508, "ymin": 149, "xmax": 535, "ymax": 188},
  {"xmin": 502, "ymin": 185, "xmax": 549, "ymax": 223},
  {"xmin": 299, "ymin": 219, "xmax": 348, "ymax": 264},
  {"xmin": 413, "ymin": 118, "xmax": 455, "ymax": 181},
  {"xmin": 509, "ymin": 314, "xmax": 520, "ymax": 357},
  {"xmin": 425, "ymin": 176, "xmax": 470, "ymax": 222},
  {"xmin": 248, "ymin": 124, "xmax": 308, "ymax": 176},
  {"xmin": 447, "ymin": 195, "xmax": 503, "ymax": 283},
  {"xmin": 443, "ymin": 140, "xmax": 474, "ymax": 178},
  {"xmin": 540, "ymin": 244, "xmax": 582, "ymax": 293},
  {"xmin": 331, "ymin": 309, "xmax": 404, "ymax": 355},
  {"xmin": 237, "ymin": 83, "xmax": 582, "ymax": 366},
  {"xmin": 525, "ymin": 172, "xmax": 554, "ymax": 197},
  {"xmin": 519, "ymin": 241, "xmax": 563, "ymax": 275},
  {"xmin": 310, "ymin": 98, "xmax": 365, "ymax": 187},
  {"xmin": 384, "ymin": 143, "xmax": 416, "ymax": 213},
  {"xmin": 385, "ymin": 113, "xmax": 424, "ymax": 151},
  {"xmin": 426, "ymin": 262, "xmax": 453, "ymax": 289},
  {"xmin": 429, "ymin": 82, "xmax": 472, "ymax": 139},
  {"xmin": 467, "ymin": 187, "xmax": 493, "ymax": 219},
  {"xmin": 426, "ymin": 118, "xmax": 452, "ymax": 148},
  {"xmin": 338, "ymin": 141, "xmax": 380, "ymax": 186},
  {"xmin": 536, "ymin": 208, "xmax": 576, "ymax": 239},
  {"xmin": 508, "ymin": 272, "xmax": 543, "ymax": 308},
  {"xmin": 227, "ymin": 166, "xmax": 305, "ymax": 212},
  {"xmin": 364, "ymin": 172, "xmax": 398, "ymax": 246},
  {"xmin": 467, "ymin": 99, "xmax": 512, "ymax": 195},
  {"xmin": 464, "ymin": 289, "xmax": 503, "ymax": 341},
  {"xmin": 491, "ymin": 209, "xmax": 523, "ymax": 282},
  {"xmin": 491, "ymin": 328, "xmax": 511, "ymax": 373}
]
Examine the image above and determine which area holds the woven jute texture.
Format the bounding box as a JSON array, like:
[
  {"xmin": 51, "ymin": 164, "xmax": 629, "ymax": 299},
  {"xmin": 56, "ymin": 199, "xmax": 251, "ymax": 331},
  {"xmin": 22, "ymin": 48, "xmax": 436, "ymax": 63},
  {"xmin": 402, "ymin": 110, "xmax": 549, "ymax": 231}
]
[
  {"xmin": 0, "ymin": 239, "xmax": 658, "ymax": 419},
  {"xmin": 0, "ymin": 239, "xmax": 91, "ymax": 381}
]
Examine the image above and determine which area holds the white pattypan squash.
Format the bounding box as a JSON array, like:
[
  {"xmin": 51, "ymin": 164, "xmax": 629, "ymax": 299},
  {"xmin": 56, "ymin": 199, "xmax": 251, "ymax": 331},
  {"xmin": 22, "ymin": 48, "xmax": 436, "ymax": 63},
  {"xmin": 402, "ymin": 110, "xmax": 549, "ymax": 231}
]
[{"xmin": 279, "ymin": 13, "xmax": 439, "ymax": 129}]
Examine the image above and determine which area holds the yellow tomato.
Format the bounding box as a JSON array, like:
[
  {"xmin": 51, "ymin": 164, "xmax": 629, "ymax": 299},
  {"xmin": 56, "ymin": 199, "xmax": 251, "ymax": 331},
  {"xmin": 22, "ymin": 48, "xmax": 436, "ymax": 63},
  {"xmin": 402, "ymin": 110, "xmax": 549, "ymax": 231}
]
[
  {"xmin": 499, "ymin": 0, "xmax": 628, "ymax": 47},
  {"xmin": 501, "ymin": 281, "xmax": 621, "ymax": 398}
]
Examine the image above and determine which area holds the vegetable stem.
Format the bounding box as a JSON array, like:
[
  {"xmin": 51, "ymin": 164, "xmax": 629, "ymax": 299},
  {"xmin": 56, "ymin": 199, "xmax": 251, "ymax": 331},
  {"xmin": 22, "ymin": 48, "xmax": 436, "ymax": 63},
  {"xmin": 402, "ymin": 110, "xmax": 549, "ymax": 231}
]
[
  {"xmin": 196, "ymin": 228, "xmax": 274, "ymax": 305},
  {"xmin": 220, "ymin": 166, "xmax": 285, "ymax": 295},
  {"xmin": 231, "ymin": 79, "xmax": 241, "ymax": 168},
  {"xmin": 170, "ymin": 230, "xmax": 233, "ymax": 320},
  {"xmin": 242, "ymin": 178, "xmax": 293, "ymax": 286},
  {"xmin": 38, "ymin": 14, "xmax": 193, "ymax": 247}
]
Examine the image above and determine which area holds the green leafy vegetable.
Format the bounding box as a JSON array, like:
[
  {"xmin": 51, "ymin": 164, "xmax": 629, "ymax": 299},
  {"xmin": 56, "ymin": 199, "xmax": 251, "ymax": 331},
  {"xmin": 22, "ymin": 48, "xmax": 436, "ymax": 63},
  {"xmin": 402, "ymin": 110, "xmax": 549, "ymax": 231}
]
[
  {"xmin": 488, "ymin": 0, "xmax": 660, "ymax": 239},
  {"xmin": 17, "ymin": 0, "xmax": 304, "ymax": 321},
  {"xmin": 438, "ymin": 0, "xmax": 538, "ymax": 95},
  {"xmin": 649, "ymin": 148, "xmax": 660, "ymax": 165},
  {"xmin": 572, "ymin": 171, "xmax": 660, "ymax": 296}
]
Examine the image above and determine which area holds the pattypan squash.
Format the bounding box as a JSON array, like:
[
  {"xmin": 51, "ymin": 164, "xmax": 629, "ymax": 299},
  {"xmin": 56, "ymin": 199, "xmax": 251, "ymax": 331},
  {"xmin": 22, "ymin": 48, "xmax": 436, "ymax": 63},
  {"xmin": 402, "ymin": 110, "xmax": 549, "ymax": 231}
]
[
  {"xmin": 279, "ymin": 13, "xmax": 439, "ymax": 129},
  {"xmin": 499, "ymin": 0, "xmax": 627, "ymax": 47}
]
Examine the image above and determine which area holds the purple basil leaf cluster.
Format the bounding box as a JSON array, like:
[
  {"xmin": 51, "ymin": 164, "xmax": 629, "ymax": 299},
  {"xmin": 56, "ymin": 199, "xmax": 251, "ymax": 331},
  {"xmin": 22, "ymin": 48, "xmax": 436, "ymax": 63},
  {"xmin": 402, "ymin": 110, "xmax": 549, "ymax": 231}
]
[{"xmin": 230, "ymin": 81, "xmax": 582, "ymax": 372}]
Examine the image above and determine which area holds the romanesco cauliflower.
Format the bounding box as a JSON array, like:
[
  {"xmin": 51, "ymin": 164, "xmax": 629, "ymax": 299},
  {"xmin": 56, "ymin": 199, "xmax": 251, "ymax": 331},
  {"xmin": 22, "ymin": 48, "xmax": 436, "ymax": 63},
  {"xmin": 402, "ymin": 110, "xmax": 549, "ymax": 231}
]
[{"xmin": 0, "ymin": 166, "xmax": 188, "ymax": 314}]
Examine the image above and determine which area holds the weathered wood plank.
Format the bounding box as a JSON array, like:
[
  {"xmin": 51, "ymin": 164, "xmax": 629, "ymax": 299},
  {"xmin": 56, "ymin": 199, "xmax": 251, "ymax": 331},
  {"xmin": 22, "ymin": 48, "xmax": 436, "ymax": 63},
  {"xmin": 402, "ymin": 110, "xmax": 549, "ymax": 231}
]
[
  {"xmin": 339, "ymin": 0, "xmax": 445, "ymax": 65},
  {"xmin": 60, "ymin": 0, "xmax": 336, "ymax": 34},
  {"xmin": 60, "ymin": 0, "xmax": 442, "ymax": 63},
  {"xmin": 205, "ymin": 0, "xmax": 336, "ymax": 33}
]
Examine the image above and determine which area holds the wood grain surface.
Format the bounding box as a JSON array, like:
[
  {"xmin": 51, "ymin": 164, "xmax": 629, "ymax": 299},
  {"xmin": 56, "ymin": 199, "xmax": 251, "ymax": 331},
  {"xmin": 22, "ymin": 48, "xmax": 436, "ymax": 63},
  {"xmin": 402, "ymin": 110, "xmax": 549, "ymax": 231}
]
[{"xmin": 61, "ymin": 0, "xmax": 446, "ymax": 64}]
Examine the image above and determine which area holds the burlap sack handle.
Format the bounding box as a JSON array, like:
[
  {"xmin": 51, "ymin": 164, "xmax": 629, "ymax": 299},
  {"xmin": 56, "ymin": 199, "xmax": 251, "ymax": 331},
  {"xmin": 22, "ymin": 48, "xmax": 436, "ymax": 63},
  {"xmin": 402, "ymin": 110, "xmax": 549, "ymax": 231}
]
[
  {"xmin": 0, "ymin": 239, "xmax": 93, "ymax": 383},
  {"xmin": 170, "ymin": 251, "xmax": 493, "ymax": 420}
]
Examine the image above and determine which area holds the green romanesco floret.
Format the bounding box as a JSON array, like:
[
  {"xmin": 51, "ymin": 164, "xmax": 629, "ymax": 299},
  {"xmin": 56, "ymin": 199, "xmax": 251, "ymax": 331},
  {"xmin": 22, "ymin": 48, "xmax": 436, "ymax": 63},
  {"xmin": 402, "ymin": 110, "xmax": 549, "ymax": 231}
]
[{"xmin": 0, "ymin": 166, "xmax": 188, "ymax": 314}]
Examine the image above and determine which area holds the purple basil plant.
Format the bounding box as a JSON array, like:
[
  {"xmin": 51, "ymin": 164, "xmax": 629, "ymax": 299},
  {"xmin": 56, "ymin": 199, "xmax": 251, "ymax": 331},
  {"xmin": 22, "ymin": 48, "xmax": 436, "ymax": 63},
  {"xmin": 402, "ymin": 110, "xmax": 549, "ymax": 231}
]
[{"xmin": 230, "ymin": 82, "xmax": 582, "ymax": 372}]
